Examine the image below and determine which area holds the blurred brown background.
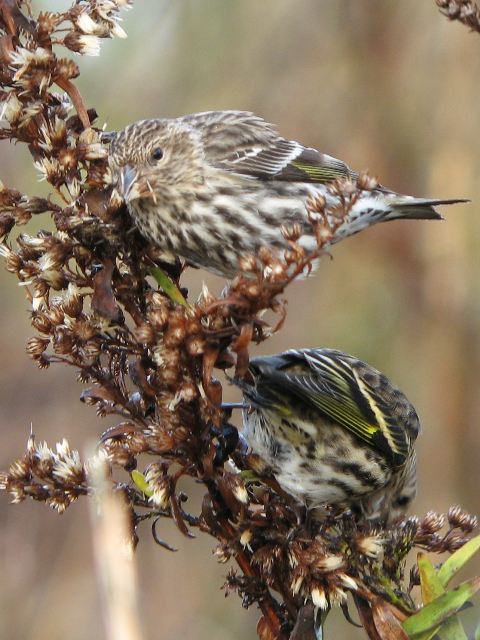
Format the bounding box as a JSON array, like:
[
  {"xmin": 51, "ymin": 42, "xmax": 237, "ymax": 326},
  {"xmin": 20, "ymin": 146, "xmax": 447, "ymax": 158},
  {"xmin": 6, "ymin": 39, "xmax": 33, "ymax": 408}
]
[{"xmin": 1, "ymin": 1, "xmax": 480, "ymax": 638}]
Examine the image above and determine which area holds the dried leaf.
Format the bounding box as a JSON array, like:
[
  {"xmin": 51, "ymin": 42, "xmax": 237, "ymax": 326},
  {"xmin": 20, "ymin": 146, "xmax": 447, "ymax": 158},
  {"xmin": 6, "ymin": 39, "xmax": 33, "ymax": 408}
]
[
  {"xmin": 289, "ymin": 604, "xmax": 317, "ymax": 640},
  {"xmin": 200, "ymin": 493, "xmax": 221, "ymax": 534},
  {"xmin": 82, "ymin": 188, "xmax": 113, "ymax": 222},
  {"xmin": 81, "ymin": 385, "xmax": 122, "ymax": 405},
  {"xmin": 216, "ymin": 474, "xmax": 245, "ymax": 515},
  {"xmin": 128, "ymin": 359, "xmax": 157, "ymax": 400},
  {"xmin": 257, "ymin": 615, "xmax": 280, "ymax": 640},
  {"xmin": 92, "ymin": 259, "xmax": 123, "ymax": 322},
  {"xmin": 352, "ymin": 594, "xmax": 382, "ymax": 640},
  {"xmin": 170, "ymin": 492, "xmax": 194, "ymax": 539},
  {"xmin": 372, "ymin": 598, "xmax": 409, "ymax": 640}
]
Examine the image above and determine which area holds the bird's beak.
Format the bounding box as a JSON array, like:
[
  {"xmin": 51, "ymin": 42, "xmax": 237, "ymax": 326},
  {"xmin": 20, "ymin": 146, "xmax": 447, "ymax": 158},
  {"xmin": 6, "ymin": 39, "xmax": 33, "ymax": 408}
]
[{"xmin": 120, "ymin": 164, "xmax": 138, "ymax": 202}]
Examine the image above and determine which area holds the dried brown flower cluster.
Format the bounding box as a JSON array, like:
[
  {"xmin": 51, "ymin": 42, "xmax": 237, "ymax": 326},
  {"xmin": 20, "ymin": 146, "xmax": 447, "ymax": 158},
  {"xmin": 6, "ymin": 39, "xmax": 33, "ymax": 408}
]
[
  {"xmin": 2, "ymin": 431, "xmax": 478, "ymax": 638},
  {"xmin": 1, "ymin": 3, "xmax": 479, "ymax": 640},
  {"xmin": 436, "ymin": 0, "xmax": 480, "ymax": 32}
]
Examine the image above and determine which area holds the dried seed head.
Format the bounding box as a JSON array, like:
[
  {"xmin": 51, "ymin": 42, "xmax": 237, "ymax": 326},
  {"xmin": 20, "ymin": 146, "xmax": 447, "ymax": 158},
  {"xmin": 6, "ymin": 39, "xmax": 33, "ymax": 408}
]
[
  {"xmin": 290, "ymin": 574, "xmax": 304, "ymax": 596},
  {"xmin": 0, "ymin": 213, "xmax": 15, "ymax": 239},
  {"xmin": 311, "ymin": 587, "xmax": 328, "ymax": 610},
  {"xmin": 239, "ymin": 529, "xmax": 253, "ymax": 549},
  {"xmin": 144, "ymin": 464, "xmax": 171, "ymax": 509},
  {"xmin": 198, "ymin": 283, "xmax": 216, "ymax": 306},
  {"xmin": 357, "ymin": 172, "xmax": 379, "ymax": 191},
  {"xmin": 338, "ymin": 573, "xmax": 357, "ymax": 591},
  {"xmin": 37, "ymin": 11, "xmax": 61, "ymax": 35},
  {"xmin": 0, "ymin": 93, "xmax": 22, "ymax": 124},
  {"xmin": 26, "ymin": 335, "xmax": 49, "ymax": 357},
  {"xmin": 306, "ymin": 193, "xmax": 326, "ymax": 214},
  {"xmin": 76, "ymin": 12, "xmax": 101, "ymax": 35},
  {"xmin": 164, "ymin": 324, "xmax": 186, "ymax": 347},
  {"xmin": 64, "ymin": 33, "xmax": 101, "ymax": 57},
  {"xmin": 448, "ymin": 505, "xmax": 478, "ymax": 531},
  {"xmin": 258, "ymin": 246, "xmax": 275, "ymax": 265},
  {"xmin": 52, "ymin": 441, "xmax": 85, "ymax": 484},
  {"xmin": 72, "ymin": 317, "xmax": 97, "ymax": 341},
  {"xmin": 9, "ymin": 458, "xmax": 31, "ymax": 480},
  {"xmin": 244, "ymin": 282, "xmax": 261, "ymax": 300},
  {"xmin": 78, "ymin": 128, "xmax": 108, "ymax": 160},
  {"xmin": 32, "ymin": 278, "xmax": 50, "ymax": 297},
  {"xmin": 62, "ymin": 283, "xmax": 83, "ymax": 317},
  {"xmin": 281, "ymin": 223, "xmax": 303, "ymax": 242},
  {"xmin": 239, "ymin": 254, "xmax": 258, "ymax": 273},
  {"xmin": 330, "ymin": 587, "xmax": 348, "ymax": 606},
  {"xmin": 47, "ymin": 304, "xmax": 65, "ymax": 326},
  {"xmin": 53, "ymin": 329, "xmax": 75, "ymax": 355},
  {"xmin": 185, "ymin": 335, "xmax": 206, "ymax": 356},
  {"xmin": 421, "ymin": 511, "xmax": 446, "ymax": 534},
  {"xmin": 231, "ymin": 477, "xmax": 249, "ymax": 504},
  {"xmin": 3, "ymin": 248, "xmax": 23, "ymax": 274},
  {"xmin": 147, "ymin": 306, "xmax": 169, "ymax": 331},
  {"xmin": 134, "ymin": 322, "xmax": 156, "ymax": 345},
  {"xmin": 213, "ymin": 544, "xmax": 231, "ymax": 564},
  {"xmin": 316, "ymin": 555, "xmax": 344, "ymax": 572}
]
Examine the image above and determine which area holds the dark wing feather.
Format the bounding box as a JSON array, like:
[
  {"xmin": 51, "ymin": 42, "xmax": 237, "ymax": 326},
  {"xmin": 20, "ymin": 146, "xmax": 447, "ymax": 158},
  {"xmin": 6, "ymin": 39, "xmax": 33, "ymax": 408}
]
[
  {"xmin": 249, "ymin": 349, "xmax": 417, "ymax": 465},
  {"xmin": 180, "ymin": 110, "xmax": 352, "ymax": 183}
]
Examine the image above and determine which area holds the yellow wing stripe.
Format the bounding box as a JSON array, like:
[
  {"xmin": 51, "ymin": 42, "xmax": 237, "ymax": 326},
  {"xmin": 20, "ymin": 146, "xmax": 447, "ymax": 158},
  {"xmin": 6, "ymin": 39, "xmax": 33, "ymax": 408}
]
[
  {"xmin": 351, "ymin": 368, "xmax": 399, "ymax": 455},
  {"xmin": 311, "ymin": 394, "xmax": 379, "ymax": 442},
  {"xmin": 290, "ymin": 161, "xmax": 343, "ymax": 180}
]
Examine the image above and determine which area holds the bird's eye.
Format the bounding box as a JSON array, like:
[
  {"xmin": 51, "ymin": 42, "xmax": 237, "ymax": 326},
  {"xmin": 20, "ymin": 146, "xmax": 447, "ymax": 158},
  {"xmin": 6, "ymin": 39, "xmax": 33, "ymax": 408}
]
[{"xmin": 151, "ymin": 147, "xmax": 164, "ymax": 161}]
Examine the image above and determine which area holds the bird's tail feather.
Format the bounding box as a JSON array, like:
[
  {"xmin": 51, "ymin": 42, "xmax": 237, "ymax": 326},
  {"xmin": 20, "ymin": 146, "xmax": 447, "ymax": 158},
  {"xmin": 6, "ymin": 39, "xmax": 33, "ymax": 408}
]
[{"xmin": 389, "ymin": 197, "xmax": 468, "ymax": 221}]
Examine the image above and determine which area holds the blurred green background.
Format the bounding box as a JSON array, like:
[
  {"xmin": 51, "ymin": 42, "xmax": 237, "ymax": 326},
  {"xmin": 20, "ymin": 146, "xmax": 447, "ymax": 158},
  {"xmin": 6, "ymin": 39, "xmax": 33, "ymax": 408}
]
[{"xmin": 1, "ymin": 1, "xmax": 480, "ymax": 638}]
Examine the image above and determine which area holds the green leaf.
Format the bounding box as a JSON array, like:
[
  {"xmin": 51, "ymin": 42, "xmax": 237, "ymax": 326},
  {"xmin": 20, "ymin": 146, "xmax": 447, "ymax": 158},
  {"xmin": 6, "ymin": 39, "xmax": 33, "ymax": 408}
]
[
  {"xmin": 403, "ymin": 578, "xmax": 480, "ymax": 637},
  {"xmin": 415, "ymin": 553, "xmax": 442, "ymax": 640},
  {"xmin": 131, "ymin": 470, "xmax": 153, "ymax": 496},
  {"xmin": 437, "ymin": 617, "xmax": 469, "ymax": 640},
  {"xmin": 419, "ymin": 552, "xmax": 444, "ymax": 602},
  {"xmin": 416, "ymin": 553, "xmax": 468, "ymax": 640},
  {"xmin": 410, "ymin": 629, "xmax": 440, "ymax": 640},
  {"xmin": 437, "ymin": 534, "xmax": 480, "ymax": 588},
  {"xmin": 150, "ymin": 267, "xmax": 189, "ymax": 307}
]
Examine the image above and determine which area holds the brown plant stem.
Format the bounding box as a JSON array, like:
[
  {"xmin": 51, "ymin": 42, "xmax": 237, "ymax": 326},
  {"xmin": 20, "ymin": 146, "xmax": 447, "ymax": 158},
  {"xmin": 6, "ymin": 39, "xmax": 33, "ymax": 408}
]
[
  {"xmin": 55, "ymin": 76, "xmax": 91, "ymax": 129},
  {"xmin": 228, "ymin": 523, "xmax": 287, "ymax": 640}
]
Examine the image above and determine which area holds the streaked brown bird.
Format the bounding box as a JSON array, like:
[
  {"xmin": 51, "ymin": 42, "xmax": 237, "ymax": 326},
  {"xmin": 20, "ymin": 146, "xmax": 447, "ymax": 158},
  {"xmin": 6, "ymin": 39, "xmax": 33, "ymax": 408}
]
[
  {"xmin": 109, "ymin": 110, "xmax": 466, "ymax": 278},
  {"xmin": 234, "ymin": 348, "xmax": 420, "ymax": 522}
]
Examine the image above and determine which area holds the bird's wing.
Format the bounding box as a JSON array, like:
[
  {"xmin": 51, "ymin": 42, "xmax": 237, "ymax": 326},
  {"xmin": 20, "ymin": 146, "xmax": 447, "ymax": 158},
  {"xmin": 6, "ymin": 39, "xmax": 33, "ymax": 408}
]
[
  {"xmin": 251, "ymin": 349, "xmax": 416, "ymax": 465},
  {"xmin": 181, "ymin": 110, "xmax": 352, "ymax": 183}
]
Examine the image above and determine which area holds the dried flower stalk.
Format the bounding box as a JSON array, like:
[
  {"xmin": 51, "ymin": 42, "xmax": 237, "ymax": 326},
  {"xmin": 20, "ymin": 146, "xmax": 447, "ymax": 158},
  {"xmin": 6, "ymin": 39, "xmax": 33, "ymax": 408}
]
[{"xmin": 1, "ymin": 3, "xmax": 479, "ymax": 639}]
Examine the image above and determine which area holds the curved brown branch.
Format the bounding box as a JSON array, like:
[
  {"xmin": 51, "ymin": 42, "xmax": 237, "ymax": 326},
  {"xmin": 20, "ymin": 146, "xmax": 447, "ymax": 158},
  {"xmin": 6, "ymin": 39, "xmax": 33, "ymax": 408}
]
[{"xmin": 55, "ymin": 76, "xmax": 91, "ymax": 129}]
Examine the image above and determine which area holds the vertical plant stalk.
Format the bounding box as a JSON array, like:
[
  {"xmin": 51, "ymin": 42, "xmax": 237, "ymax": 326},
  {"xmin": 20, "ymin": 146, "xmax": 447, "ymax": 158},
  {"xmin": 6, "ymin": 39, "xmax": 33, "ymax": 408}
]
[{"xmin": 89, "ymin": 455, "xmax": 145, "ymax": 640}]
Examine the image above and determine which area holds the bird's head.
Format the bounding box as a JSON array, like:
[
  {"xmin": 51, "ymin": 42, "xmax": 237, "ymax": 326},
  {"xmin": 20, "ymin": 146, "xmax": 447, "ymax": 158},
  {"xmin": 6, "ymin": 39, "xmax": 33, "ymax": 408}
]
[{"xmin": 109, "ymin": 119, "xmax": 206, "ymax": 206}]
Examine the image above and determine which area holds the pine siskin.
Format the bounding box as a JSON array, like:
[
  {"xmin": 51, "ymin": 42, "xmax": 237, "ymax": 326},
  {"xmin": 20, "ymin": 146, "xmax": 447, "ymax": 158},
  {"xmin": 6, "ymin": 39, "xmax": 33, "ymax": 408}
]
[
  {"xmin": 109, "ymin": 110, "xmax": 466, "ymax": 278},
  {"xmin": 234, "ymin": 348, "xmax": 420, "ymax": 522}
]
